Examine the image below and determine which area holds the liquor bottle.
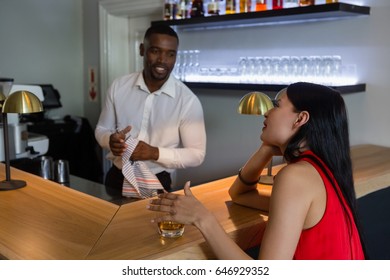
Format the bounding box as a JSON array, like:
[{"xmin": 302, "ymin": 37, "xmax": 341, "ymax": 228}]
[
  {"xmin": 178, "ymin": 0, "xmax": 192, "ymax": 19},
  {"xmin": 326, "ymin": 0, "xmax": 338, "ymax": 3},
  {"xmin": 225, "ymin": 0, "xmax": 236, "ymax": 14},
  {"xmin": 255, "ymin": 0, "xmax": 267, "ymax": 11},
  {"xmin": 177, "ymin": 0, "xmax": 185, "ymax": 19},
  {"xmin": 218, "ymin": 0, "xmax": 226, "ymax": 15},
  {"xmin": 208, "ymin": 0, "xmax": 220, "ymax": 16},
  {"xmin": 164, "ymin": 0, "xmax": 178, "ymax": 20},
  {"xmin": 185, "ymin": 0, "xmax": 192, "ymax": 18},
  {"xmin": 239, "ymin": 0, "xmax": 252, "ymax": 13},
  {"xmin": 299, "ymin": 0, "xmax": 314, "ymax": 6},
  {"xmin": 272, "ymin": 0, "xmax": 283, "ymax": 9},
  {"xmin": 191, "ymin": 0, "xmax": 205, "ymax": 17}
]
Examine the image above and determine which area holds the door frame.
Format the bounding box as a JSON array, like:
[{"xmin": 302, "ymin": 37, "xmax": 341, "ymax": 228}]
[{"xmin": 98, "ymin": 0, "xmax": 162, "ymax": 102}]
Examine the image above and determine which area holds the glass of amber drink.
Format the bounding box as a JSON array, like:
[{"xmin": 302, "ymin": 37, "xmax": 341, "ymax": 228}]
[{"xmin": 157, "ymin": 220, "xmax": 185, "ymax": 238}]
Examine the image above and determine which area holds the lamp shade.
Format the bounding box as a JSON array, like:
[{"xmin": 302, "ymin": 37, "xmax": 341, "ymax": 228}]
[
  {"xmin": 2, "ymin": 90, "xmax": 43, "ymax": 114},
  {"xmin": 237, "ymin": 91, "xmax": 273, "ymax": 115}
]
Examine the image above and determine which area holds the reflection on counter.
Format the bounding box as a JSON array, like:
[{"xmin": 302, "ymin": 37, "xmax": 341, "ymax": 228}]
[
  {"xmin": 8, "ymin": 157, "xmax": 134, "ymax": 205},
  {"xmin": 69, "ymin": 175, "xmax": 138, "ymax": 205}
]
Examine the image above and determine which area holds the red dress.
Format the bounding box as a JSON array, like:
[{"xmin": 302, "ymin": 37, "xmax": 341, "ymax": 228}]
[{"xmin": 292, "ymin": 151, "xmax": 365, "ymax": 260}]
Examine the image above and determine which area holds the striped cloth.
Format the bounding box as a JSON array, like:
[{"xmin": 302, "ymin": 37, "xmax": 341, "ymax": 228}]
[{"xmin": 122, "ymin": 137, "xmax": 164, "ymax": 198}]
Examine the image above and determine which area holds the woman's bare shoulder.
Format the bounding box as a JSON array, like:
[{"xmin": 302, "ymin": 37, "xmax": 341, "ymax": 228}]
[{"xmin": 274, "ymin": 161, "xmax": 320, "ymax": 191}]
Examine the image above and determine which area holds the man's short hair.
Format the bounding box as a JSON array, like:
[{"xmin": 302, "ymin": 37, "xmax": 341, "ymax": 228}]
[{"xmin": 144, "ymin": 23, "xmax": 179, "ymax": 45}]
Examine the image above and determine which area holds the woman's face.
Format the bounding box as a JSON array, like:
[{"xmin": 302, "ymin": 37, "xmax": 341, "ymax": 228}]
[{"xmin": 261, "ymin": 89, "xmax": 301, "ymax": 149}]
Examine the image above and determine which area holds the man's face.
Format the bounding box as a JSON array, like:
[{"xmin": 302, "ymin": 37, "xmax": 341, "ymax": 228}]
[{"xmin": 140, "ymin": 33, "xmax": 178, "ymax": 87}]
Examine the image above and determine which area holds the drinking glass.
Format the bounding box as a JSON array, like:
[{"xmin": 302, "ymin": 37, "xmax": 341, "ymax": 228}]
[
  {"xmin": 310, "ymin": 55, "xmax": 323, "ymax": 83},
  {"xmin": 247, "ymin": 57, "xmax": 257, "ymax": 83},
  {"xmin": 238, "ymin": 57, "xmax": 248, "ymax": 83},
  {"xmin": 156, "ymin": 212, "xmax": 185, "ymax": 238},
  {"xmin": 279, "ymin": 56, "xmax": 290, "ymax": 84},
  {"xmin": 289, "ymin": 56, "xmax": 301, "ymax": 83},
  {"xmin": 180, "ymin": 50, "xmax": 188, "ymax": 81},
  {"xmin": 300, "ymin": 56, "xmax": 312, "ymax": 82},
  {"xmin": 270, "ymin": 56, "xmax": 281, "ymax": 84},
  {"xmin": 262, "ymin": 56, "xmax": 273, "ymax": 84},
  {"xmin": 173, "ymin": 50, "xmax": 181, "ymax": 79}
]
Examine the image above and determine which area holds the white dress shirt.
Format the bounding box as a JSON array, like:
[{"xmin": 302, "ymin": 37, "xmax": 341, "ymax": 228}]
[{"xmin": 95, "ymin": 72, "xmax": 206, "ymax": 175}]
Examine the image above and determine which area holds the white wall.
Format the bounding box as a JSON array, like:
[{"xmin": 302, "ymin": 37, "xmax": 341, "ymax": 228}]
[
  {"xmin": 82, "ymin": 0, "xmax": 103, "ymax": 127},
  {"xmin": 0, "ymin": 0, "xmax": 83, "ymax": 119}
]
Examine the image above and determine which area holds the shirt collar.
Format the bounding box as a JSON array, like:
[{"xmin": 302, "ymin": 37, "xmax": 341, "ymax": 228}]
[{"xmin": 135, "ymin": 72, "xmax": 176, "ymax": 98}]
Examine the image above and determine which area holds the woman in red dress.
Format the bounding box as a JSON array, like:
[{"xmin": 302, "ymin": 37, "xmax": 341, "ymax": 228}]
[{"xmin": 148, "ymin": 82, "xmax": 366, "ymax": 260}]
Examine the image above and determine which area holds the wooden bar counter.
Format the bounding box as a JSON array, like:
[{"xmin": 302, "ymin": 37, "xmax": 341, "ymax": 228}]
[
  {"xmin": 86, "ymin": 176, "xmax": 272, "ymax": 260},
  {"xmin": 0, "ymin": 144, "xmax": 389, "ymax": 260},
  {"xmin": 0, "ymin": 168, "xmax": 119, "ymax": 260}
]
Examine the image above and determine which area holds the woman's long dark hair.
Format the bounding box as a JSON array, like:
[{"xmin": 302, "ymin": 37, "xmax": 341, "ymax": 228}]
[{"xmin": 283, "ymin": 82, "xmax": 367, "ymax": 258}]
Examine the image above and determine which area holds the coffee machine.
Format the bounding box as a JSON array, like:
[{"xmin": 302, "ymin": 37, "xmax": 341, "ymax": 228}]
[{"xmin": 0, "ymin": 81, "xmax": 49, "ymax": 161}]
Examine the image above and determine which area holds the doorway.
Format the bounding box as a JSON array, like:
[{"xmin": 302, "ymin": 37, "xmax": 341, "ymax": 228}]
[{"xmin": 98, "ymin": 0, "xmax": 161, "ymax": 177}]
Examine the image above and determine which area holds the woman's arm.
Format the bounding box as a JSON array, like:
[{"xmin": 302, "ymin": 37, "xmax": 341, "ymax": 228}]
[
  {"xmin": 258, "ymin": 163, "xmax": 316, "ymax": 259},
  {"xmin": 228, "ymin": 144, "xmax": 279, "ymax": 210}
]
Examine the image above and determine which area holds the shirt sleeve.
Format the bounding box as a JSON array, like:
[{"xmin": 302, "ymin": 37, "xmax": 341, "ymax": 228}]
[
  {"xmin": 156, "ymin": 95, "xmax": 206, "ymax": 169},
  {"xmin": 94, "ymin": 82, "xmax": 116, "ymax": 151}
]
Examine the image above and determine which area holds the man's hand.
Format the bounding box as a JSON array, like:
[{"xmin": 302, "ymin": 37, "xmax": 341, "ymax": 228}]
[
  {"xmin": 109, "ymin": 126, "xmax": 131, "ymax": 156},
  {"xmin": 130, "ymin": 141, "xmax": 159, "ymax": 161}
]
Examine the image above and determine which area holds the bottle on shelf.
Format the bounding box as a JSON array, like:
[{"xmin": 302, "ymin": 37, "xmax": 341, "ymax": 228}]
[
  {"xmin": 283, "ymin": 0, "xmax": 299, "ymax": 8},
  {"xmin": 177, "ymin": 0, "xmax": 184, "ymax": 19},
  {"xmin": 239, "ymin": 0, "xmax": 252, "ymax": 13},
  {"xmin": 185, "ymin": 0, "xmax": 193, "ymax": 18},
  {"xmin": 191, "ymin": 0, "xmax": 205, "ymax": 17},
  {"xmin": 272, "ymin": 0, "xmax": 283, "ymax": 10},
  {"xmin": 255, "ymin": 0, "xmax": 267, "ymax": 12},
  {"xmin": 326, "ymin": 0, "xmax": 338, "ymax": 3},
  {"xmin": 225, "ymin": 0, "xmax": 236, "ymax": 14},
  {"xmin": 218, "ymin": 0, "xmax": 226, "ymax": 15},
  {"xmin": 164, "ymin": 0, "xmax": 178, "ymax": 20},
  {"xmin": 208, "ymin": 0, "xmax": 220, "ymax": 16},
  {"xmin": 299, "ymin": 0, "xmax": 314, "ymax": 6},
  {"xmin": 177, "ymin": 0, "xmax": 191, "ymax": 19}
]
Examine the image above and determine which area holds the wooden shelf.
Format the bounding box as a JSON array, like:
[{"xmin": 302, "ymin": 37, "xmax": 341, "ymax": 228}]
[
  {"xmin": 152, "ymin": 3, "xmax": 370, "ymax": 30},
  {"xmin": 185, "ymin": 82, "xmax": 366, "ymax": 94}
]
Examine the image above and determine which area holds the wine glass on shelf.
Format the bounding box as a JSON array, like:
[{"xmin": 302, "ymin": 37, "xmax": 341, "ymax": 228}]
[{"xmin": 238, "ymin": 57, "xmax": 248, "ymax": 83}]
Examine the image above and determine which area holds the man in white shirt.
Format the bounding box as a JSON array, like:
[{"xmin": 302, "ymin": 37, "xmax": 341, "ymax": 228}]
[{"xmin": 95, "ymin": 24, "xmax": 206, "ymax": 193}]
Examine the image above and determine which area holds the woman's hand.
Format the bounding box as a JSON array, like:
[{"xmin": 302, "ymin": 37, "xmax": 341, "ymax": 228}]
[
  {"xmin": 149, "ymin": 183, "xmax": 253, "ymax": 260},
  {"xmin": 148, "ymin": 182, "xmax": 210, "ymax": 227},
  {"xmin": 260, "ymin": 142, "xmax": 283, "ymax": 157}
]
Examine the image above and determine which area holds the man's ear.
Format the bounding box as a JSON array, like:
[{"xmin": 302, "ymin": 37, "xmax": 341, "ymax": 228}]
[
  {"xmin": 139, "ymin": 43, "xmax": 145, "ymax": 57},
  {"xmin": 294, "ymin": 111, "xmax": 310, "ymax": 127}
]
